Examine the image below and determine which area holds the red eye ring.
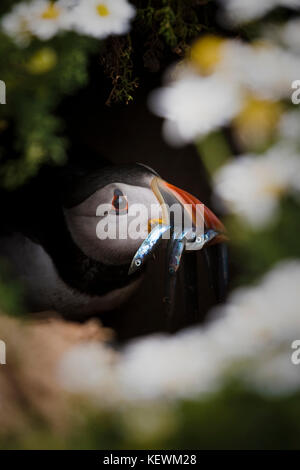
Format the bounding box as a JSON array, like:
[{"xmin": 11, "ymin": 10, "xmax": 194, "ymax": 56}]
[{"xmin": 112, "ymin": 190, "xmax": 128, "ymax": 214}]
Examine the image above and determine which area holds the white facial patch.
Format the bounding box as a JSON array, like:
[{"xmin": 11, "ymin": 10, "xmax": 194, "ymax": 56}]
[{"xmin": 64, "ymin": 181, "xmax": 161, "ymax": 265}]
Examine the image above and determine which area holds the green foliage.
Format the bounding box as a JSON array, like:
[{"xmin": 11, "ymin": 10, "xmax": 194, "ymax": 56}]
[
  {"xmin": 101, "ymin": 35, "xmax": 139, "ymax": 106},
  {"xmin": 102, "ymin": 0, "xmax": 211, "ymax": 105},
  {"xmin": 2, "ymin": 384, "xmax": 300, "ymax": 449},
  {"xmin": 197, "ymin": 131, "xmax": 232, "ymax": 175},
  {"xmin": 170, "ymin": 386, "xmax": 300, "ymax": 450},
  {"xmin": 135, "ymin": 0, "xmax": 207, "ymax": 48},
  {"xmin": 0, "ymin": 13, "xmax": 98, "ymax": 189}
]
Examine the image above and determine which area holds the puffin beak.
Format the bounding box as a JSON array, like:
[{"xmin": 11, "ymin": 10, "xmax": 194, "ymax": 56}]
[{"xmin": 150, "ymin": 177, "xmax": 226, "ymax": 244}]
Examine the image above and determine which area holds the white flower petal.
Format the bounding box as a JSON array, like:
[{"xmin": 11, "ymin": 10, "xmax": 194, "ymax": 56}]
[
  {"xmin": 214, "ymin": 144, "xmax": 300, "ymax": 228},
  {"xmin": 69, "ymin": 0, "xmax": 135, "ymax": 39},
  {"xmin": 219, "ymin": 0, "xmax": 300, "ymax": 25},
  {"xmin": 149, "ymin": 72, "xmax": 243, "ymax": 146}
]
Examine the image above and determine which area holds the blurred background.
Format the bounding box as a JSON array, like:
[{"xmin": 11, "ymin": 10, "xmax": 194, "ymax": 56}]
[{"xmin": 0, "ymin": 0, "xmax": 300, "ymax": 450}]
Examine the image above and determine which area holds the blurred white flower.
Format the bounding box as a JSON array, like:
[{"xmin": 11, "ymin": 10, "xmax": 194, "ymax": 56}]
[
  {"xmin": 1, "ymin": 2, "xmax": 32, "ymax": 46},
  {"xmin": 149, "ymin": 71, "xmax": 243, "ymax": 146},
  {"xmin": 243, "ymin": 351, "xmax": 300, "ymax": 396},
  {"xmin": 220, "ymin": 40, "xmax": 300, "ymax": 101},
  {"xmin": 1, "ymin": 0, "xmax": 72, "ymax": 43},
  {"xmin": 57, "ymin": 262, "xmax": 300, "ymax": 403},
  {"xmin": 117, "ymin": 333, "xmax": 222, "ymax": 400},
  {"xmin": 281, "ymin": 18, "xmax": 300, "ymax": 54},
  {"xmin": 219, "ymin": 0, "xmax": 300, "ymax": 25},
  {"xmin": 278, "ymin": 110, "xmax": 300, "ymax": 141},
  {"xmin": 69, "ymin": 0, "xmax": 135, "ymax": 39},
  {"xmin": 214, "ymin": 144, "xmax": 300, "ymax": 227},
  {"xmin": 118, "ymin": 261, "xmax": 300, "ymax": 400},
  {"xmin": 58, "ymin": 341, "xmax": 120, "ymax": 405},
  {"xmin": 150, "ymin": 37, "xmax": 300, "ymax": 145},
  {"xmin": 1, "ymin": 0, "xmax": 135, "ymax": 44}
]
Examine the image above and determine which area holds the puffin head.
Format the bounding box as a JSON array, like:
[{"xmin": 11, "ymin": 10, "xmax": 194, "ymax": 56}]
[{"xmin": 62, "ymin": 163, "xmax": 225, "ymax": 271}]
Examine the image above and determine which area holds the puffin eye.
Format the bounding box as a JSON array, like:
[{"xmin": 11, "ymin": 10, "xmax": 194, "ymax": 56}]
[{"xmin": 111, "ymin": 189, "xmax": 128, "ymax": 214}]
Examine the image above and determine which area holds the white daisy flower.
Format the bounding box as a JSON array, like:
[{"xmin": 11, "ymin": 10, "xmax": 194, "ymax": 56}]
[
  {"xmin": 281, "ymin": 18, "xmax": 300, "ymax": 54},
  {"xmin": 219, "ymin": 0, "xmax": 300, "ymax": 26},
  {"xmin": 214, "ymin": 143, "xmax": 300, "ymax": 228},
  {"xmin": 150, "ymin": 38, "xmax": 300, "ymax": 146},
  {"xmin": 28, "ymin": 0, "xmax": 72, "ymax": 40},
  {"xmin": 58, "ymin": 341, "xmax": 120, "ymax": 405},
  {"xmin": 69, "ymin": 0, "xmax": 136, "ymax": 39},
  {"xmin": 149, "ymin": 71, "xmax": 243, "ymax": 146},
  {"xmin": 219, "ymin": 40, "xmax": 300, "ymax": 101},
  {"xmin": 117, "ymin": 331, "xmax": 226, "ymax": 400},
  {"xmin": 1, "ymin": 0, "xmax": 72, "ymax": 43},
  {"xmin": 1, "ymin": 2, "xmax": 32, "ymax": 46},
  {"xmin": 240, "ymin": 45, "xmax": 300, "ymax": 101},
  {"xmin": 278, "ymin": 110, "xmax": 300, "ymax": 142}
]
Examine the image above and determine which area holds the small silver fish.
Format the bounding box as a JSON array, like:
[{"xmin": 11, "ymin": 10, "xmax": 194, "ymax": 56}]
[
  {"xmin": 168, "ymin": 229, "xmax": 189, "ymax": 274},
  {"xmin": 185, "ymin": 229, "xmax": 218, "ymax": 251},
  {"xmin": 164, "ymin": 228, "xmax": 219, "ymax": 318},
  {"xmin": 128, "ymin": 224, "xmax": 171, "ymax": 275}
]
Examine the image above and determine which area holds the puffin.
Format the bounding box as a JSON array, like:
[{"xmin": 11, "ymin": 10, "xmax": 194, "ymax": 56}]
[{"xmin": 0, "ymin": 163, "xmax": 227, "ymax": 318}]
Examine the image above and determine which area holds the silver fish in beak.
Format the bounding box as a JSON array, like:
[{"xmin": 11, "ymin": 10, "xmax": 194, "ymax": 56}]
[
  {"xmin": 128, "ymin": 176, "xmax": 228, "ymax": 321},
  {"xmin": 128, "ymin": 223, "xmax": 170, "ymax": 275}
]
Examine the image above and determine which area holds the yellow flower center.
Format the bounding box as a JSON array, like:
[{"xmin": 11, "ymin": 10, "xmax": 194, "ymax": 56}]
[
  {"xmin": 96, "ymin": 4, "xmax": 110, "ymax": 17},
  {"xmin": 41, "ymin": 2, "xmax": 60, "ymax": 20},
  {"xmin": 264, "ymin": 183, "xmax": 285, "ymax": 197},
  {"xmin": 233, "ymin": 97, "xmax": 283, "ymax": 150},
  {"xmin": 190, "ymin": 35, "xmax": 225, "ymax": 75}
]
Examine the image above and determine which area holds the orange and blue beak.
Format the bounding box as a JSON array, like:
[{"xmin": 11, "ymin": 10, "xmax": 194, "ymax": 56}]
[{"xmin": 151, "ymin": 177, "xmax": 226, "ymax": 244}]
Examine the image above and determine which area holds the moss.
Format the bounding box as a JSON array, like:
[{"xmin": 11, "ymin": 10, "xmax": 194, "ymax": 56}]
[
  {"xmin": 101, "ymin": 35, "xmax": 139, "ymax": 106},
  {"xmin": 102, "ymin": 0, "xmax": 213, "ymax": 105}
]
